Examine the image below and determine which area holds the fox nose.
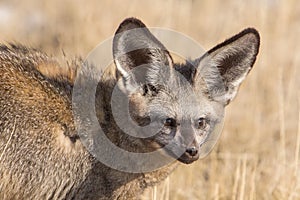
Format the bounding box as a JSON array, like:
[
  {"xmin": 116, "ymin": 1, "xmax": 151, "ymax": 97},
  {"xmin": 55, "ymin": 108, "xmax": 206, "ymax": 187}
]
[{"xmin": 186, "ymin": 146, "xmax": 198, "ymax": 157}]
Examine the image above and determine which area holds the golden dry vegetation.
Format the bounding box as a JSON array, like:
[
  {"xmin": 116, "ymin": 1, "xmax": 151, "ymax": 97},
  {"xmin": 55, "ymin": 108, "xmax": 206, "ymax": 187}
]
[{"xmin": 1, "ymin": 0, "xmax": 299, "ymax": 199}]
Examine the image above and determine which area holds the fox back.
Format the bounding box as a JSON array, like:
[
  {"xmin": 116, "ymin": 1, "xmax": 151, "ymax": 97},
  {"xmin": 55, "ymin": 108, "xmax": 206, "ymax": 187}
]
[{"xmin": 0, "ymin": 18, "xmax": 260, "ymax": 199}]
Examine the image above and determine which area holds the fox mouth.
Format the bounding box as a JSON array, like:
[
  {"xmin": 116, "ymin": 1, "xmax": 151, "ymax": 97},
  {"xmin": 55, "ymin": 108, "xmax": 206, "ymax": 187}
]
[
  {"xmin": 161, "ymin": 147, "xmax": 200, "ymax": 164},
  {"xmin": 177, "ymin": 152, "xmax": 200, "ymax": 164}
]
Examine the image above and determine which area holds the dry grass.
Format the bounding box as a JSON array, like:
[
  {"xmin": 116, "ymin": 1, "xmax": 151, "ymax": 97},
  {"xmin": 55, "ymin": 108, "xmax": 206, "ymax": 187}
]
[{"xmin": 1, "ymin": 0, "xmax": 299, "ymax": 199}]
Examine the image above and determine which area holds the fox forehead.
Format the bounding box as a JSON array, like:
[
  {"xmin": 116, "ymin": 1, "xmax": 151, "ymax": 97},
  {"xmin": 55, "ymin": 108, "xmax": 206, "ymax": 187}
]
[
  {"xmin": 176, "ymin": 91, "xmax": 223, "ymax": 121},
  {"xmin": 148, "ymin": 71, "xmax": 224, "ymax": 121}
]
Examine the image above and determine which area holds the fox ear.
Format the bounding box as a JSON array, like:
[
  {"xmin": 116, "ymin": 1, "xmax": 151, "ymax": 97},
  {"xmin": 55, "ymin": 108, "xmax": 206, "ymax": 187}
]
[
  {"xmin": 196, "ymin": 28, "xmax": 260, "ymax": 105},
  {"xmin": 112, "ymin": 18, "xmax": 173, "ymax": 94}
]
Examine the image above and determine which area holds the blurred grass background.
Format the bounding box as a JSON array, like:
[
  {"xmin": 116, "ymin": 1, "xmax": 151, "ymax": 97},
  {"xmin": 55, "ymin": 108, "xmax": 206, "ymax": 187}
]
[{"xmin": 0, "ymin": 0, "xmax": 299, "ymax": 199}]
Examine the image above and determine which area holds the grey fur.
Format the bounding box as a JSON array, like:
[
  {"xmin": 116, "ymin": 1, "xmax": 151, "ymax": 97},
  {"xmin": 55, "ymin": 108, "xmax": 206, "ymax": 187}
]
[{"xmin": 0, "ymin": 18, "xmax": 260, "ymax": 199}]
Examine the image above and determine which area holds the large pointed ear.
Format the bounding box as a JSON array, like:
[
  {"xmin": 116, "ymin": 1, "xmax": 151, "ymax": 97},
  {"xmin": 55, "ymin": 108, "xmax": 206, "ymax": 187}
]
[
  {"xmin": 195, "ymin": 28, "xmax": 260, "ymax": 105},
  {"xmin": 112, "ymin": 18, "xmax": 173, "ymax": 94}
]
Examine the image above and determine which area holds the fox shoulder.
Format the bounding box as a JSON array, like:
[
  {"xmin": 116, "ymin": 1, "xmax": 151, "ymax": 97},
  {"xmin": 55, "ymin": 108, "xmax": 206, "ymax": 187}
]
[{"xmin": 0, "ymin": 43, "xmax": 79, "ymax": 147}]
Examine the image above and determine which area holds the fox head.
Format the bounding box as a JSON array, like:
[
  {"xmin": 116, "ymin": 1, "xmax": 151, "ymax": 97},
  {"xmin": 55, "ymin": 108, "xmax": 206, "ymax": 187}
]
[{"xmin": 111, "ymin": 18, "xmax": 260, "ymax": 164}]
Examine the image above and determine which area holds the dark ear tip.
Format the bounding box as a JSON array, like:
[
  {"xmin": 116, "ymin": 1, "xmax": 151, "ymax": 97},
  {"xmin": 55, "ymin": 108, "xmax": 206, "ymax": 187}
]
[
  {"xmin": 115, "ymin": 17, "xmax": 146, "ymax": 34},
  {"xmin": 241, "ymin": 27, "xmax": 260, "ymax": 42},
  {"xmin": 207, "ymin": 27, "xmax": 260, "ymax": 56},
  {"xmin": 239, "ymin": 28, "xmax": 260, "ymax": 51}
]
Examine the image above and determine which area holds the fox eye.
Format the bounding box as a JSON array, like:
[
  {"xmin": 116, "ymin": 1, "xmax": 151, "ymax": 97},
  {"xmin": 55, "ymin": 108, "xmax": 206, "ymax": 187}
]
[
  {"xmin": 197, "ymin": 117, "xmax": 208, "ymax": 129},
  {"xmin": 164, "ymin": 118, "xmax": 176, "ymax": 127}
]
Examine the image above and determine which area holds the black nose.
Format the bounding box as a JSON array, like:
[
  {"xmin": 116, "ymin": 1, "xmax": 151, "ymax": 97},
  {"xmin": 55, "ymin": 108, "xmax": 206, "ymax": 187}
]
[{"xmin": 186, "ymin": 146, "xmax": 198, "ymax": 157}]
